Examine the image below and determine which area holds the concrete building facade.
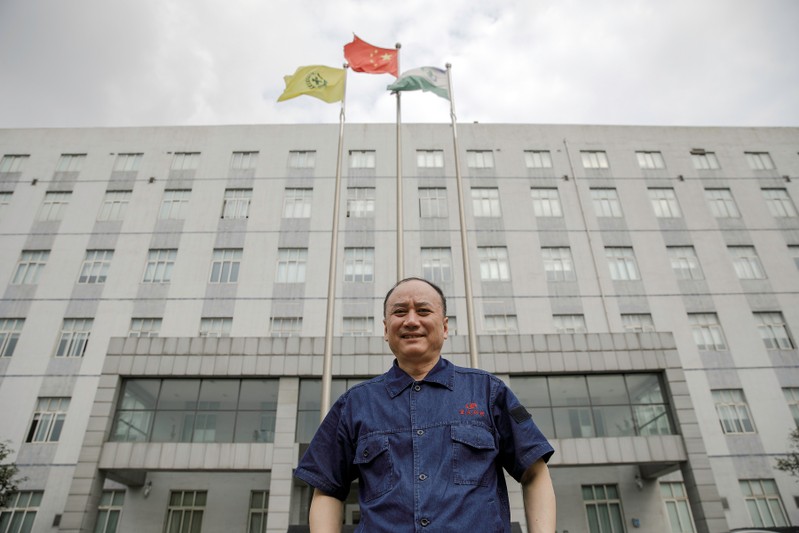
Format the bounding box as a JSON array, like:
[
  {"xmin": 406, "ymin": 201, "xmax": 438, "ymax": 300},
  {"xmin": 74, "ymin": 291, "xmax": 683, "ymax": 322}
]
[{"xmin": 0, "ymin": 123, "xmax": 797, "ymax": 532}]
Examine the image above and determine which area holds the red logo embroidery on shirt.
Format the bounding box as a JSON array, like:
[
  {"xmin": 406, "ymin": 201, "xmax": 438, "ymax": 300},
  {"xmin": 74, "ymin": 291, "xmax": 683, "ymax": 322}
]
[{"xmin": 459, "ymin": 402, "xmax": 485, "ymax": 416}]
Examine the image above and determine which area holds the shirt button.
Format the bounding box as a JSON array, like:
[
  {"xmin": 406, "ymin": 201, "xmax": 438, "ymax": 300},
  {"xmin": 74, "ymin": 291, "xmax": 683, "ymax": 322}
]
[
  {"xmin": 414, "ymin": 384, "xmax": 421, "ymax": 391},
  {"xmin": 420, "ymin": 518, "xmax": 430, "ymax": 527},
  {"xmin": 362, "ymin": 450, "xmax": 369, "ymax": 458},
  {"xmin": 419, "ymin": 473, "xmax": 427, "ymax": 481},
  {"xmin": 417, "ymin": 429, "xmax": 424, "ymax": 436}
]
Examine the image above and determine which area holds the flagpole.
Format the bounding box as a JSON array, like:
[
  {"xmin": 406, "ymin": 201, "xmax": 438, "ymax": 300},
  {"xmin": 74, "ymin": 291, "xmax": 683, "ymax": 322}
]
[
  {"xmin": 395, "ymin": 43, "xmax": 404, "ymax": 281},
  {"xmin": 446, "ymin": 63, "xmax": 479, "ymax": 370},
  {"xmin": 321, "ymin": 64, "xmax": 348, "ymax": 420}
]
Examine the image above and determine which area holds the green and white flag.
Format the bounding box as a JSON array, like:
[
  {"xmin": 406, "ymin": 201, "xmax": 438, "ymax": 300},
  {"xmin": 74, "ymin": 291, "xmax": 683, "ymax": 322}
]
[{"xmin": 386, "ymin": 67, "xmax": 449, "ymax": 100}]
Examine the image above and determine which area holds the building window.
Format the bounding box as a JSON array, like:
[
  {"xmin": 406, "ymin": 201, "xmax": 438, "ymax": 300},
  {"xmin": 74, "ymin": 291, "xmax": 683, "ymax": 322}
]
[
  {"xmin": 754, "ymin": 312, "xmax": 794, "ymax": 350},
  {"xmin": 78, "ymin": 250, "xmax": 113, "ymax": 284},
  {"xmin": 344, "ymin": 248, "xmax": 374, "ymax": 282},
  {"xmin": 199, "ymin": 317, "xmax": 232, "ymax": 337},
  {"xmin": 590, "ymin": 188, "xmax": 623, "ymax": 218},
  {"xmin": 660, "ymin": 482, "xmax": 696, "ymax": 533},
  {"xmin": 0, "ymin": 192, "xmax": 10, "ymax": 216},
  {"xmin": 0, "ymin": 491, "xmax": 42, "ymax": 532},
  {"xmin": 37, "ymin": 192, "xmax": 71, "ymax": 221},
  {"xmin": 170, "ymin": 152, "xmax": 200, "ymax": 170},
  {"xmin": 484, "ymin": 314, "xmax": 518, "ymax": 334},
  {"xmin": 667, "ymin": 246, "xmax": 703, "ymax": 280},
  {"xmin": 421, "ymin": 247, "xmax": 453, "ymax": 283},
  {"xmin": 283, "ymin": 188, "xmax": 312, "ymax": 219},
  {"xmin": 530, "ymin": 188, "xmax": 562, "ymax": 217},
  {"xmin": 209, "ymin": 249, "xmax": 242, "ymax": 283},
  {"xmin": 248, "ymin": 490, "xmax": 269, "ymax": 533},
  {"xmin": 0, "ymin": 318, "xmax": 23, "ymax": 357},
  {"xmin": 165, "ymin": 491, "xmax": 206, "ymax": 532},
  {"xmin": 347, "ymin": 187, "xmax": 375, "ymax": 218},
  {"xmin": 297, "ymin": 378, "xmax": 365, "ymax": 442},
  {"xmin": 222, "ymin": 189, "xmax": 252, "ymax": 219},
  {"xmin": 688, "ymin": 313, "xmax": 727, "ymax": 350},
  {"xmin": 467, "ymin": 150, "xmax": 494, "ymax": 168},
  {"xmin": 417, "ymin": 149, "xmax": 444, "ymax": 168},
  {"xmin": 419, "ymin": 187, "xmax": 448, "ymax": 218},
  {"xmin": 349, "ymin": 150, "xmax": 375, "ymax": 168},
  {"xmin": 143, "ymin": 249, "xmax": 177, "ymax": 283},
  {"xmin": 649, "ymin": 188, "xmax": 682, "ymax": 218},
  {"xmin": 111, "ymin": 378, "xmax": 278, "ymax": 443},
  {"xmin": 691, "ymin": 151, "xmax": 720, "ymax": 170},
  {"xmin": 713, "ymin": 389, "xmax": 755, "ymax": 434},
  {"xmin": 113, "ymin": 153, "xmax": 142, "ymax": 171},
  {"xmin": 230, "ymin": 151, "xmax": 258, "ymax": 170},
  {"xmin": 270, "ymin": 317, "xmax": 302, "ymax": 337},
  {"xmin": 159, "ymin": 190, "xmax": 190, "ymax": 219},
  {"xmin": 762, "ymin": 188, "xmax": 797, "ymax": 218},
  {"xmin": 542, "ymin": 247, "xmax": 576, "ymax": 282},
  {"xmin": 783, "ymin": 388, "xmax": 799, "ymax": 427},
  {"xmin": 471, "ymin": 187, "xmax": 501, "ymax": 217},
  {"xmin": 729, "ymin": 246, "xmax": 766, "ymax": 279},
  {"xmin": 95, "ymin": 490, "xmax": 125, "ymax": 533},
  {"xmin": 98, "ymin": 191, "xmax": 132, "ymax": 221},
  {"xmin": 0, "ymin": 154, "xmax": 30, "ymax": 173},
  {"xmin": 343, "ymin": 316, "xmax": 372, "ymax": 336},
  {"xmin": 129, "ymin": 318, "xmax": 162, "ymax": 338},
  {"xmin": 636, "ymin": 151, "xmax": 666, "ymax": 169},
  {"xmin": 55, "ymin": 318, "xmax": 92, "ymax": 357},
  {"xmin": 553, "ymin": 314, "xmax": 586, "ymax": 333},
  {"xmin": 512, "ymin": 373, "xmax": 673, "ymax": 439},
  {"xmin": 583, "ymin": 484, "xmax": 625, "ymax": 533},
  {"xmin": 56, "ymin": 154, "xmax": 86, "ymax": 172},
  {"xmin": 740, "ymin": 479, "xmax": 788, "ymax": 528},
  {"xmin": 704, "ymin": 188, "xmax": 740, "ymax": 218},
  {"xmin": 524, "ymin": 150, "xmax": 552, "ymax": 169},
  {"xmin": 26, "ymin": 397, "xmax": 70, "ymax": 442},
  {"xmin": 580, "ymin": 151, "xmax": 609, "ymax": 169},
  {"xmin": 276, "ymin": 248, "xmax": 307, "ymax": 283},
  {"xmin": 288, "ymin": 150, "xmax": 316, "ymax": 168},
  {"xmin": 789, "ymin": 245, "xmax": 799, "ymax": 270},
  {"xmin": 12, "ymin": 250, "xmax": 49, "ymax": 285},
  {"xmin": 605, "ymin": 247, "xmax": 640, "ymax": 281},
  {"xmin": 478, "ymin": 246, "xmax": 510, "ymax": 281},
  {"xmin": 745, "ymin": 152, "xmax": 775, "ymax": 170},
  {"xmin": 621, "ymin": 313, "xmax": 655, "ymax": 333}
]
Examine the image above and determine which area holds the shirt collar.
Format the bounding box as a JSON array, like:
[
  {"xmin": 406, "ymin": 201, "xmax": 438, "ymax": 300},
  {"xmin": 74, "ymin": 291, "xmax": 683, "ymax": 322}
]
[{"xmin": 385, "ymin": 356, "xmax": 455, "ymax": 398}]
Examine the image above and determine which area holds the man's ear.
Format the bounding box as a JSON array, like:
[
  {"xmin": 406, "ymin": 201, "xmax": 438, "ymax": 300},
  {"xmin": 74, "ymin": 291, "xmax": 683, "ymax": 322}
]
[
  {"xmin": 442, "ymin": 316, "xmax": 449, "ymax": 339},
  {"xmin": 383, "ymin": 318, "xmax": 388, "ymax": 341}
]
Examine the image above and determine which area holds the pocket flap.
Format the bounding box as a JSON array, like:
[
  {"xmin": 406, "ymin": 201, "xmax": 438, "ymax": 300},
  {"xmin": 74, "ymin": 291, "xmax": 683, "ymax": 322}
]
[
  {"xmin": 451, "ymin": 425, "xmax": 495, "ymax": 450},
  {"xmin": 354, "ymin": 434, "xmax": 389, "ymax": 465}
]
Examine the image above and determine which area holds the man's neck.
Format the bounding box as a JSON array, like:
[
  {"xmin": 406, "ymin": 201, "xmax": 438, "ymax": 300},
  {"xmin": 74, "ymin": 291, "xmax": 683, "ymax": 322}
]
[{"xmin": 398, "ymin": 356, "xmax": 440, "ymax": 381}]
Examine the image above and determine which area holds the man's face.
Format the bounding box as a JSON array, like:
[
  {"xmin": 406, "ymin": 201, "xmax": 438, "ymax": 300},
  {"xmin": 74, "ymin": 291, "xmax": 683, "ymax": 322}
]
[{"xmin": 383, "ymin": 280, "xmax": 448, "ymax": 364}]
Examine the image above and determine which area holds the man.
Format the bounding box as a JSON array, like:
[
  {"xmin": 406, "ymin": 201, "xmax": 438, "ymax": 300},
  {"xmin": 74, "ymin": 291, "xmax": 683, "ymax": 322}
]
[{"xmin": 295, "ymin": 278, "xmax": 556, "ymax": 532}]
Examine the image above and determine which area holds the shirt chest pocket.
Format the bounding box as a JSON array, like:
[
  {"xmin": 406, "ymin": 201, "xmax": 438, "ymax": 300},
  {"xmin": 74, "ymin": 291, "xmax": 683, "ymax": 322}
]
[
  {"xmin": 451, "ymin": 425, "xmax": 497, "ymax": 486},
  {"xmin": 354, "ymin": 434, "xmax": 394, "ymax": 501}
]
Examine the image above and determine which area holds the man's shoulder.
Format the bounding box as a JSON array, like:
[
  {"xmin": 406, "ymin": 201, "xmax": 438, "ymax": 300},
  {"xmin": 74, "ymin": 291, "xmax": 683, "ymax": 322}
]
[{"xmin": 449, "ymin": 360, "xmax": 504, "ymax": 384}]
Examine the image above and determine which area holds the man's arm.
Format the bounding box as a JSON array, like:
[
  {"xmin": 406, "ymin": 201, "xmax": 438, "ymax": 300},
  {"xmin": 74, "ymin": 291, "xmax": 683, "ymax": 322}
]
[
  {"xmin": 309, "ymin": 488, "xmax": 344, "ymax": 533},
  {"xmin": 521, "ymin": 458, "xmax": 556, "ymax": 533}
]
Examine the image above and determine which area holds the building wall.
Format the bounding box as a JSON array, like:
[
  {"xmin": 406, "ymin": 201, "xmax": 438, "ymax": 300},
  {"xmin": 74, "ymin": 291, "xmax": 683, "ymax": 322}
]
[{"xmin": 0, "ymin": 123, "xmax": 797, "ymax": 532}]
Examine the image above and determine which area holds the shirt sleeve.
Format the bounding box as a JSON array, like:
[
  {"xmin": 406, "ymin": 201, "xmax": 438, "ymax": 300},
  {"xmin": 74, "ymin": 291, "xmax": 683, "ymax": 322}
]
[
  {"xmin": 294, "ymin": 394, "xmax": 357, "ymax": 501},
  {"xmin": 492, "ymin": 379, "xmax": 555, "ymax": 483}
]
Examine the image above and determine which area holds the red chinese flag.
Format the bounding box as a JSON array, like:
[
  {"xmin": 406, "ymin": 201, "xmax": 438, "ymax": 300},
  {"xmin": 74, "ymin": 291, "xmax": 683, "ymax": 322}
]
[{"xmin": 344, "ymin": 35, "xmax": 398, "ymax": 77}]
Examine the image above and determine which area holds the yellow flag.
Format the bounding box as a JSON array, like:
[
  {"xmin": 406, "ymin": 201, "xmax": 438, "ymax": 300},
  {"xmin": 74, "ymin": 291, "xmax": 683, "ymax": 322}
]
[{"xmin": 277, "ymin": 65, "xmax": 346, "ymax": 103}]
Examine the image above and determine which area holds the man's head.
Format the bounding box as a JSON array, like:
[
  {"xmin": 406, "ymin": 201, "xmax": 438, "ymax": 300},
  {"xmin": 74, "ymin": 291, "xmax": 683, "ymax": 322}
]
[
  {"xmin": 383, "ymin": 277, "xmax": 447, "ymax": 318},
  {"xmin": 383, "ymin": 278, "xmax": 448, "ymax": 365}
]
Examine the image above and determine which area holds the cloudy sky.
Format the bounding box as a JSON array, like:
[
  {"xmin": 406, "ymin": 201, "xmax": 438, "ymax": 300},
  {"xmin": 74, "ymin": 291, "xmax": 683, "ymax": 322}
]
[{"xmin": 1, "ymin": 0, "xmax": 797, "ymax": 129}]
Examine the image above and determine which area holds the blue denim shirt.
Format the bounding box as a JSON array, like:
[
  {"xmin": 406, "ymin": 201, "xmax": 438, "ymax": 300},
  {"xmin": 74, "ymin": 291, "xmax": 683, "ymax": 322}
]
[{"xmin": 295, "ymin": 358, "xmax": 554, "ymax": 532}]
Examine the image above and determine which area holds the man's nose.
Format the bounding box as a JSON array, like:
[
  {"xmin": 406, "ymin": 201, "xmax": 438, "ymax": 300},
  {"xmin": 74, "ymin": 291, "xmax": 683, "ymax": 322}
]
[{"xmin": 403, "ymin": 310, "xmax": 421, "ymax": 325}]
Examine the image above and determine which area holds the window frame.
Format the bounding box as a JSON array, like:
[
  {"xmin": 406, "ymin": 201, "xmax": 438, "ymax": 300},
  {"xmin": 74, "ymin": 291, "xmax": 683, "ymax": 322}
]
[
  {"xmin": 648, "ymin": 188, "xmax": 682, "ymax": 218},
  {"xmin": 26, "ymin": 397, "xmax": 70, "ymax": 442},
  {"xmin": 98, "ymin": 190, "xmax": 132, "ymax": 221},
  {"xmin": 275, "ymin": 248, "xmax": 307, "ymax": 283},
  {"xmin": 605, "ymin": 247, "xmax": 641, "ymax": 281},
  {"xmin": 159, "ymin": 189, "xmax": 191, "ymax": 220},
  {"xmin": 590, "ymin": 188, "xmax": 623, "ymax": 218},
  {"xmin": 142, "ymin": 249, "xmax": 177, "ymax": 283},
  {"xmin": 704, "ymin": 188, "xmax": 740, "ymax": 218},
  {"xmin": 419, "ymin": 187, "xmax": 448, "ymax": 218},
  {"xmin": 580, "ymin": 151, "xmax": 609, "ymax": 169},
  {"xmin": 478, "ymin": 246, "xmax": 511, "ymax": 281},
  {"xmin": 346, "ymin": 187, "xmax": 375, "ymax": 218},
  {"xmin": 667, "ymin": 246, "xmax": 704, "ymax": 280},
  {"xmin": 542, "ymin": 247, "xmax": 576, "ymax": 282},
  {"xmin": 37, "ymin": 191, "xmax": 71, "ymax": 221},
  {"xmin": 0, "ymin": 318, "xmax": 24, "ymax": 357},
  {"xmin": 230, "ymin": 151, "xmax": 258, "ymax": 170},
  {"xmin": 524, "ymin": 150, "xmax": 553, "ymax": 169},
  {"xmin": 343, "ymin": 247, "xmax": 375, "ymax": 283},
  {"xmin": 466, "ymin": 150, "xmax": 494, "ymax": 169},
  {"xmin": 12, "ymin": 250, "xmax": 50, "ymax": 285},
  {"xmin": 209, "ymin": 249, "xmax": 242, "ymax": 284},
  {"xmin": 288, "ymin": 150, "xmax": 316, "ymax": 169},
  {"xmin": 713, "ymin": 389, "xmax": 755, "ymax": 434},
  {"xmin": 530, "ymin": 188, "xmax": 562, "ymax": 217},
  {"xmin": 471, "ymin": 187, "xmax": 502, "ymax": 217},
  {"xmin": 349, "ymin": 150, "xmax": 376, "ymax": 169},
  {"xmin": 282, "ymin": 188, "xmax": 313, "ymax": 219},
  {"xmin": 688, "ymin": 313, "xmax": 727, "ymax": 351},
  {"xmin": 55, "ymin": 318, "xmax": 93, "ymax": 357},
  {"xmin": 221, "ymin": 188, "xmax": 252, "ymax": 219},
  {"xmin": 636, "ymin": 151, "xmax": 666, "ymax": 169},
  {"xmin": 421, "ymin": 247, "xmax": 453, "ymax": 283},
  {"xmin": 729, "ymin": 246, "xmax": 766, "ymax": 280}
]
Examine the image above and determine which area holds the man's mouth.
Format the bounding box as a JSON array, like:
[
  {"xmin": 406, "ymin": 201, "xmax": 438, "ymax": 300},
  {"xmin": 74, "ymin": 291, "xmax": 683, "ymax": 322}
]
[{"xmin": 401, "ymin": 334, "xmax": 425, "ymax": 339}]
